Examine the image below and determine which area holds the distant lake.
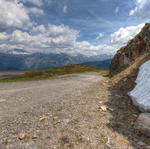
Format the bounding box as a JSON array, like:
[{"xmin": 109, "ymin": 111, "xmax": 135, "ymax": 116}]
[{"xmin": 0, "ymin": 71, "xmax": 25, "ymax": 80}]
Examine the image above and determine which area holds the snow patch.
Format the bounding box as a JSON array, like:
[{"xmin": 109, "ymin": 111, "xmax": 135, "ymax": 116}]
[{"xmin": 129, "ymin": 60, "xmax": 150, "ymax": 112}]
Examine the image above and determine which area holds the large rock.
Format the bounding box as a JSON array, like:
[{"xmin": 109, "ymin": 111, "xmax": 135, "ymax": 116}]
[
  {"xmin": 128, "ymin": 60, "xmax": 150, "ymax": 112},
  {"xmin": 110, "ymin": 23, "xmax": 150, "ymax": 76},
  {"xmin": 135, "ymin": 113, "xmax": 150, "ymax": 137}
]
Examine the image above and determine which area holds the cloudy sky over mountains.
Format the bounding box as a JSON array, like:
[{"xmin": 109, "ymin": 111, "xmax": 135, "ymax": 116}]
[{"xmin": 0, "ymin": 0, "xmax": 149, "ymax": 55}]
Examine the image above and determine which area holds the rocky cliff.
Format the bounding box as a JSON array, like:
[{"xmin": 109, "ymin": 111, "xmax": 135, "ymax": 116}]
[{"xmin": 110, "ymin": 23, "xmax": 150, "ymax": 76}]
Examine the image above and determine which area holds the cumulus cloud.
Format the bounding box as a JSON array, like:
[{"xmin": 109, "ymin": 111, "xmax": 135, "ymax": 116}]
[
  {"xmin": 32, "ymin": 25, "xmax": 46, "ymax": 33},
  {"xmin": 101, "ymin": 23, "xmax": 146, "ymax": 55},
  {"xmin": 1, "ymin": 23, "xmax": 144, "ymax": 56},
  {"xmin": 0, "ymin": 32, "xmax": 8, "ymax": 41},
  {"xmin": 74, "ymin": 42, "xmax": 119, "ymax": 55},
  {"xmin": 0, "ymin": 22, "xmax": 118, "ymax": 55},
  {"xmin": 0, "ymin": 0, "xmax": 31, "ymax": 32},
  {"xmin": 0, "ymin": 24, "xmax": 79, "ymax": 53},
  {"xmin": 130, "ymin": 0, "xmax": 150, "ymax": 19},
  {"xmin": 110, "ymin": 23, "xmax": 144, "ymax": 45},
  {"xmin": 0, "ymin": 0, "xmax": 46, "ymax": 32},
  {"xmin": 96, "ymin": 33, "xmax": 104, "ymax": 40}
]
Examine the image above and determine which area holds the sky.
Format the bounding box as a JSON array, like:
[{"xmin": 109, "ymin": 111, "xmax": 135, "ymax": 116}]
[{"xmin": 0, "ymin": 0, "xmax": 150, "ymax": 56}]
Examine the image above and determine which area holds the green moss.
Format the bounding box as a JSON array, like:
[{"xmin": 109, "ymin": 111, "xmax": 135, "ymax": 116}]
[
  {"xmin": 105, "ymin": 122, "xmax": 111, "ymax": 127},
  {"xmin": 143, "ymin": 23, "xmax": 150, "ymax": 30},
  {"xmin": 145, "ymin": 23, "xmax": 150, "ymax": 26},
  {"xmin": 2, "ymin": 140, "xmax": 8, "ymax": 145}
]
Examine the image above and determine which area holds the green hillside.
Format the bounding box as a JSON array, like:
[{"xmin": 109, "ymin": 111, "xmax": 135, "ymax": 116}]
[{"xmin": 0, "ymin": 64, "xmax": 109, "ymax": 82}]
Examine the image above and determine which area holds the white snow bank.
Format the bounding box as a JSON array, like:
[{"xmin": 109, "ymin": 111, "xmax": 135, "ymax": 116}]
[{"xmin": 129, "ymin": 60, "xmax": 150, "ymax": 112}]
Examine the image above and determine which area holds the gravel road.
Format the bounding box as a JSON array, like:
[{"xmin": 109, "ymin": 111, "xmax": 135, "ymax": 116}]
[
  {"xmin": 0, "ymin": 73, "xmax": 104, "ymax": 121},
  {"xmin": 0, "ymin": 72, "xmax": 145, "ymax": 149}
]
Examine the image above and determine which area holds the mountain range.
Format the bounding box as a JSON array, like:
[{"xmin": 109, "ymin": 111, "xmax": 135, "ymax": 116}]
[
  {"xmin": 0, "ymin": 49, "xmax": 112, "ymax": 70},
  {"xmin": 80, "ymin": 59, "xmax": 112, "ymax": 69}
]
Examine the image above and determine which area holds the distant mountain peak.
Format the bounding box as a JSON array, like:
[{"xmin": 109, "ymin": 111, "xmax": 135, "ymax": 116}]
[
  {"xmin": 0, "ymin": 51, "xmax": 112, "ymax": 70},
  {"xmin": 7, "ymin": 49, "xmax": 31, "ymax": 55}
]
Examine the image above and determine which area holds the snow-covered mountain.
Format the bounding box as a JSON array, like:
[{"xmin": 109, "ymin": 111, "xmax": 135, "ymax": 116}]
[
  {"xmin": 0, "ymin": 50, "xmax": 112, "ymax": 70},
  {"xmin": 7, "ymin": 49, "xmax": 31, "ymax": 55}
]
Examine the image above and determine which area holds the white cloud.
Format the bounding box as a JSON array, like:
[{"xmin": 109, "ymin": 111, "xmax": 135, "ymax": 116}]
[
  {"xmin": 73, "ymin": 42, "xmax": 120, "ymax": 55},
  {"xmin": 115, "ymin": 7, "xmax": 119, "ymax": 14},
  {"xmin": 0, "ymin": 23, "xmax": 118, "ymax": 55},
  {"xmin": 0, "ymin": 0, "xmax": 46, "ymax": 31},
  {"xmin": 96, "ymin": 33, "xmax": 104, "ymax": 40},
  {"xmin": 110, "ymin": 23, "xmax": 144, "ymax": 45},
  {"xmin": 0, "ymin": 0, "xmax": 31, "ymax": 31},
  {"xmin": 63, "ymin": 6, "xmax": 68, "ymax": 13},
  {"xmin": 27, "ymin": 7, "xmax": 44, "ymax": 16},
  {"xmin": 32, "ymin": 25, "xmax": 46, "ymax": 33},
  {"xmin": 1, "ymin": 23, "xmax": 144, "ymax": 56},
  {"xmin": 0, "ymin": 24, "xmax": 79, "ymax": 53},
  {"xmin": 0, "ymin": 32, "xmax": 8, "ymax": 41},
  {"xmin": 129, "ymin": 0, "xmax": 150, "ymax": 19}
]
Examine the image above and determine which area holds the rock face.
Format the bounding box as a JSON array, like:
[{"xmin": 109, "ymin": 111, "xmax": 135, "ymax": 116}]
[
  {"xmin": 135, "ymin": 113, "xmax": 150, "ymax": 137},
  {"xmin": 110, "ymin": 23, "xmax": 150, "ymax": 76}
]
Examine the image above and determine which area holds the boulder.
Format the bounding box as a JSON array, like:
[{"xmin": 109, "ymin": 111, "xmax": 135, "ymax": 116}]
[
  {"xmin": 135, "ymin": 113, "xmax": 150, "ymax": 137},
  {"xmin": 128, "ymin": 60, "xmax": 150, "ymax": 112}
]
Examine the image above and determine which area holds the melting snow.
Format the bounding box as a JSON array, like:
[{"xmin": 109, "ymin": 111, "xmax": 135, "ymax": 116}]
[{"xmin": 129, "ymin": 60, "xmax": 150, "ymax": 112}]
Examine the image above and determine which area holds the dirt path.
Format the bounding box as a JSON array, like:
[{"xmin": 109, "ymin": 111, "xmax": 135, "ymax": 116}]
[
  {"xmin": 0, "ymin": 73, "xmax": 149, "ymax": 149},
  {"xmin": 0, "ymin": 73, "xmax": 104, "ymax": 121}
]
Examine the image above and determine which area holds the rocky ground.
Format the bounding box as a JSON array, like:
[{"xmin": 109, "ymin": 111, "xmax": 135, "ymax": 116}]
[{"xmin": 0, "ymin": 73, "xmax": 150, "ymax": 149}]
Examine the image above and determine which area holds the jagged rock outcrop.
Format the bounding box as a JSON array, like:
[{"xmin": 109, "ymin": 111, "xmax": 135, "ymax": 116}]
[{"xmin": 110, "ymin": 23, "xmax": 150, "ymax": 76}]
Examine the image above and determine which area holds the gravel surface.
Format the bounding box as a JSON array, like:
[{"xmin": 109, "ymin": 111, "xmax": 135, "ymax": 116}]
[
  {"xmin": 0, "ymin": 73, "xmax": 104, "ymax": 121},
  {"xmin": 0, "ymin": 73, "xmax": 149, "ymax": 149}
]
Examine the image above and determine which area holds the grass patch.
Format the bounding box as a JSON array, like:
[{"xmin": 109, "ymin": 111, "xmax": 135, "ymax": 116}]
[
  {"xmin": 0, "ymin": 64, "xmax": 109, "ymax": 82},
  {"xmin": 2, "ymin": 140, "xmax": 8, "ymax": 145}
]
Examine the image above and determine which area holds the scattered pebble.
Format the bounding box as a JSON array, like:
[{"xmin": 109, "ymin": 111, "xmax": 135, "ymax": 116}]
[
  {"xmin": 63, "ymin": 119, "xmax": 70, "ymax": 124},
  {"xmin": 32, "ymin": 134, "xmax": 38, "ymax": 140},
  {"xmin": 100, "ymin": 105, "xmax": 107, "ymax": 112},
  {"xmin": 19, "ymin": 133, "xmax": 25, "ymax": 140},
  {"xmin": 137, "ymin": 141, "xmax": 146, "ymax": 146},
  {"xmin": 39, "ymin": 117, "xmax": 47, "ymax": 122},
  {"xmin": 123, "ymin": 78, "xmax": 127, "ymax": 82},
  {"xmin": 44, "ymin": 121, "xmax": 49, "ymax": 127},
  {"xmin": 53, "ymin": 116, "xmax": 58, "ymax": 121},
  {"xmin": 0, "ymin": 99, "xmax": 6, "ymax": 103}
]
